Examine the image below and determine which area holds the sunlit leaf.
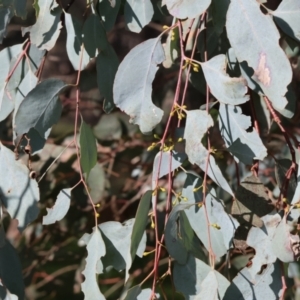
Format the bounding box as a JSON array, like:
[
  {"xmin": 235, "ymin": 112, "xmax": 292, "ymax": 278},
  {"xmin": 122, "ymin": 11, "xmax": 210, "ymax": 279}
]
[
  {"xmin": 99, "ymin": 219, "xmax": 146, "ymax": 281},
  {"xmin": 80, "ymin": 119, "xmax": 97, "ymax": 179},
  {"xmin": 81, "ymin": 228, "xmax": 106, "ymax": 300},
  {"xmin": 14, "ymin": 79, "xmax": 67, "ymax": 139},
  {"xmin": 226, "ymin": 0, "xmax": 292, "ymax": 112},
  {"xmin": 232, "ymin": 175, "xmax": 274, "ymax": 227},
  {"xmin": 83, "ymin": 14, "xmax": 108, "ymax": 58},
  {"xmin": 96, "ymin": 45, "xmax": 119, "ymax": 113},
  {"xmin": 0, "ymin": 143, "xmax": 39, "ymax": 230},
  {"xmin": 64, "ymin": 13, "xmax": 90, "ymax": 70},
  {"xmin": 113, "ymin": 38, "xmax": 164, "ymax": 133},
  {"xmin": 22, "ymin": 0, "xmax": 62, "ymax": 51},
  {"xmin": 246, "ymin": 213, "xmax": 281, "ymax": 279},
  {"xmin": 219, "ymin": 103, "xmax": 267, "ymax": 164},
  {"xmin": 184, "ymin": 109, "xmax": 233, "ymax": 196},
  {"xmin": 201, "ymin": 54, "xmax": 249, "ymax": 105},
  {"xmin": 223, "ymin": 262, "xmax": 283, "ymax": 300},
  {"xmin": 124, "ymin": 0, "xmax": 154, "ymax": 33},
  {"xmin": 162, "ymin": 0, "xmax": 211, "ymax": 19},
  {"xmin": 272, "ymin": 0, "xmax": 300, "ymax": 42},
  {"xmin": 174, "ymin": 255, "xmax": 230, "ymax": 299},
  {"xmin": 43, "ymin": 189, "xmax": 71, "ymax": 225}
]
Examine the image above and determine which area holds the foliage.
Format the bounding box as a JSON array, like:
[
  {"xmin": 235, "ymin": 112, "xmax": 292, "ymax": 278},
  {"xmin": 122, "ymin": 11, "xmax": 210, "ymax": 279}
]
[{"xmin": 0, "ymin": 0, "xmax": 300, "ymax": 299}]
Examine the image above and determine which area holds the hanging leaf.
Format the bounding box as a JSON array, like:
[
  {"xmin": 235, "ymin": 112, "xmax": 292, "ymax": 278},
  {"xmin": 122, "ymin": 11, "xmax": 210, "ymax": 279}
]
[
  {"xmin": 174, "ymin": 255, "xmax": 230, "ymax": 299},
  {"xmin": 123, "ymin": 286, "xmax": 160, "ymax": 300},
  {"xmin": 184, "ymin": 109, "xmax": 233, "ymax": 196},
  {"xmin": 219, "ymin": 103, "xmax": 267, "ymax": 164},
  {"xmin": 64, "ymin": 13, "xmax": 90, "ymax": 70},
  {"xmin": 181, "ymin": 172, "xmax": 204, "ymax": 205},
  {"xmin": 0, "ymin": 237, "xmax": 25, "ymax": 299},
  {"xmin": 86, "ymin": 163, "xmax": 105, "ymax": 204},
  {"xmin": 113, "ymin": 38, "xmax": 165, "ymax": 134},
  {"xmin": 246, "ymin": 213, "xmax": 281, "ymax": 279},
  {"xmin": 22, "ymin": 0, "xmax": 62, "ymax": 51},
  {"xmin": 185, "ymin": 190, "xmax": 238, "ymax": 258},
  {"xmin": 130, "ymin": 191, "xmax": 152, "ymax": 260},
  {"xmin": 232, "ymin": 175, "xmax": 274, "ymax": 227},
  {"xmin": 201, "ymin": 54, "xmax": 249, "ymax": 105},
  {"xmin": 162, "ymin": 0, "xmax": 211, "ymax": 19},
  {"xmin": 80, "ymin": 119, "xmax": 97, "ymax": 178},
  {"xmin": 226, "ymin": 0, "xmax": 292, "ymax": 112},
  {"xmin": 99, "ymin": 219, "xmax": 146, "ymax": 280},
  {"xmin": 0, "ymin": 143, "xmax": 39, "ymax": 230},
  {"xmin": 211, "ymin": 0, "xmax": 230, "ymax": 34},
  {"xmin": 97, "ymin": 0, "xmax": 121, "ymax": 32},
  {"xmin": 43, "ymin": 189, "xmax": 71, "ymax": 225},
  {"xmin": 14, "ymin": 78, "xmax": 67, "ymax": 139},
  {"xmin": 271, "ymin": 0, "xmax": 300, "ymax": 42},
  {"xmin": 124, "ymin": 0, "xmax": 154, "ymax": 33},
  {"xmin": 83, "ymin": 14, "xmax": 108, "ymax": 58},
  {"xmin": 96, "ymin": 45, "xmax": 119, "ymax": 113},
  {"xmin": 81, "ymin": 228, "xmax": 106, "ymax": 300},
  {"xmin": 223, "ymin": 262, "xmax": 283, "ymax": 300}
]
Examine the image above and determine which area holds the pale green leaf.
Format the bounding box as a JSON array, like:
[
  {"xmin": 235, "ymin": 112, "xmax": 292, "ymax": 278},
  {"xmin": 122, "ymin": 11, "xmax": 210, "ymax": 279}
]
[
  {"xmin": 86, "ymin": 163, "xmax": 105, "ymax": 204},
  {"xmin": 14, "ymin": 78, "xmax": 67, "ymax": 139},
  {"xmin": 174, "ymin": 255, "xmax": 230, "ymax": 299},
  {"xmin": 0, "ymin": 142, "xmax": 39, "ymax": 230},
  {"xmin": 162, "ymin": 0, "xmax": 211, "ymax": 19},
  {"xmin": 64, "ymin": 13, "xmax": 90, "ymax": 70},
  {"xmin": 223, "ymin": 262, "xmax": 283, "ymax": 300},
  {"xmin": 272, "ymin": 0, "xmax": 300, "ymax": 42},
  {"xmin": 125, "ymin": 0, "xmax": 154, "ymax": 33},
  {"xmin": 226, "ymin": 0, "xmax": 292, "ymax": 112},
  {"xmin": 80, "ymin": 120, "xmax": 97, "ymax": 178},
  {"xmin": 96, "ymin": 45, "xmax": 119, "ymax": 113},
  {"xmin": 113, "ymin": 38, "xmax": 164, "ymax": 133},
  {"xmin": 201, "ymin": 54, "xmax": 249, "ymax": 105},
  {"xmin": 81, "ymin": 228, "xmax": 106, "ymax": 300},
  {"xmin": 43, "ymin": 189, "xmax": 71, "ymax": 225},
  {"xmin": 22, "ymin": 0, "xmax": 62, "ymax": 51},
  {"xmin": 219, "ymin": 103, "xmax": 267, "ymax": 164}
]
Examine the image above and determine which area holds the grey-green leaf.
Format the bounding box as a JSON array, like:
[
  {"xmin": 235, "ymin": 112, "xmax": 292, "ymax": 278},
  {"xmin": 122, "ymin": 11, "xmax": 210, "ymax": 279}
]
[
  {"xmin": 113, "ymin": 38, "xmax": 164, "ymax": 134},
  {"xmin": 22, "ymin": 0, "xmax": 62, "ymax": 51},
  {"xmin": 96, "ymin": 45, "xmax": 119, "ymax": 113},
  {"xmin": 14, "ymin": 78, "xmax": 67, "ymax": 139},
  {"xmin": 226, "ymin": 0, "xmax": 292, "ymax": 112},
  {"xmin": 174, "ymin": 255, "xmax": 230, "ymax": 299},
  {"xmin": 201, "ymin": 54, "xmax": 249, "ymax": 105},
  {"xmin": 86, "ymin": 163, "xmax": 105, "ymax": 204},
  {"xmin": 219, "ymin": 103, "xmax": 267, "ymax": 164},
  {"xmin": 130, "ymin": 191, "xmax": 151, "ymax": 260},
  {"xmin": 80, "ymin": 120, "xmax": 97, "ymax": 178},
  {"xmin": 162, "ymin": 0, "xmax": 211, "ymax": 19},
  {"xmin": 83, "ymin": 14, "xmax": 108, "ymax": 58},
  {"xmin": 43, "ymin": 189, "xmax": 71, "ymax": 225},
  {"xmin": 0, "ymin": 143, "xmax": 39, "ymax": 231},
  {"xmin": 272, "ymin": 0, "xmax": 300, "ymax": 42},
  {"xmin": 65, "ymin": 13, "xmax": 90, "ymax": 70},
  {"xmin": 98, "ymin": 0, "xmax": 121, "ymax": 32},
  {"xmin": 125, "ymin": 0, "xmax": 154, "ymax": 33},
  {"xmin": 81, "ymin": 228, "xmax": 106, "ymax": 300}
]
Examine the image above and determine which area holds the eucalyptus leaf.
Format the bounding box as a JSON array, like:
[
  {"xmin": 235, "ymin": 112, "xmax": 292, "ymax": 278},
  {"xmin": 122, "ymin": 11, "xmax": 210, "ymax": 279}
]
[
  {"xmin": 113, "ymin": 38, "xmax": 164, "ymax": 133},
  {"xmin": 125, "ymin": 0, "xmax": 154, "ymax": 33},
  {"xmin": 80, "ymin": 120, "xmax": 97, "ymax": 178},
  {"xmin": 98, "ymin": 0, "xmax": 121, "ymax": 31},
  {"xmin": 0, "ymin": 143, "xmax": 39, "ymax": 230},
  {"xmin": 43, "ymin": 189, "xmax": 71, "ymax": 225},
  {"xmin": 22, "ymin": 0, "xmax": 62, "ymax": 51},
  {"xmin": 226, "ymin": 0, "xmax": 293, "ymax": 112}
]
